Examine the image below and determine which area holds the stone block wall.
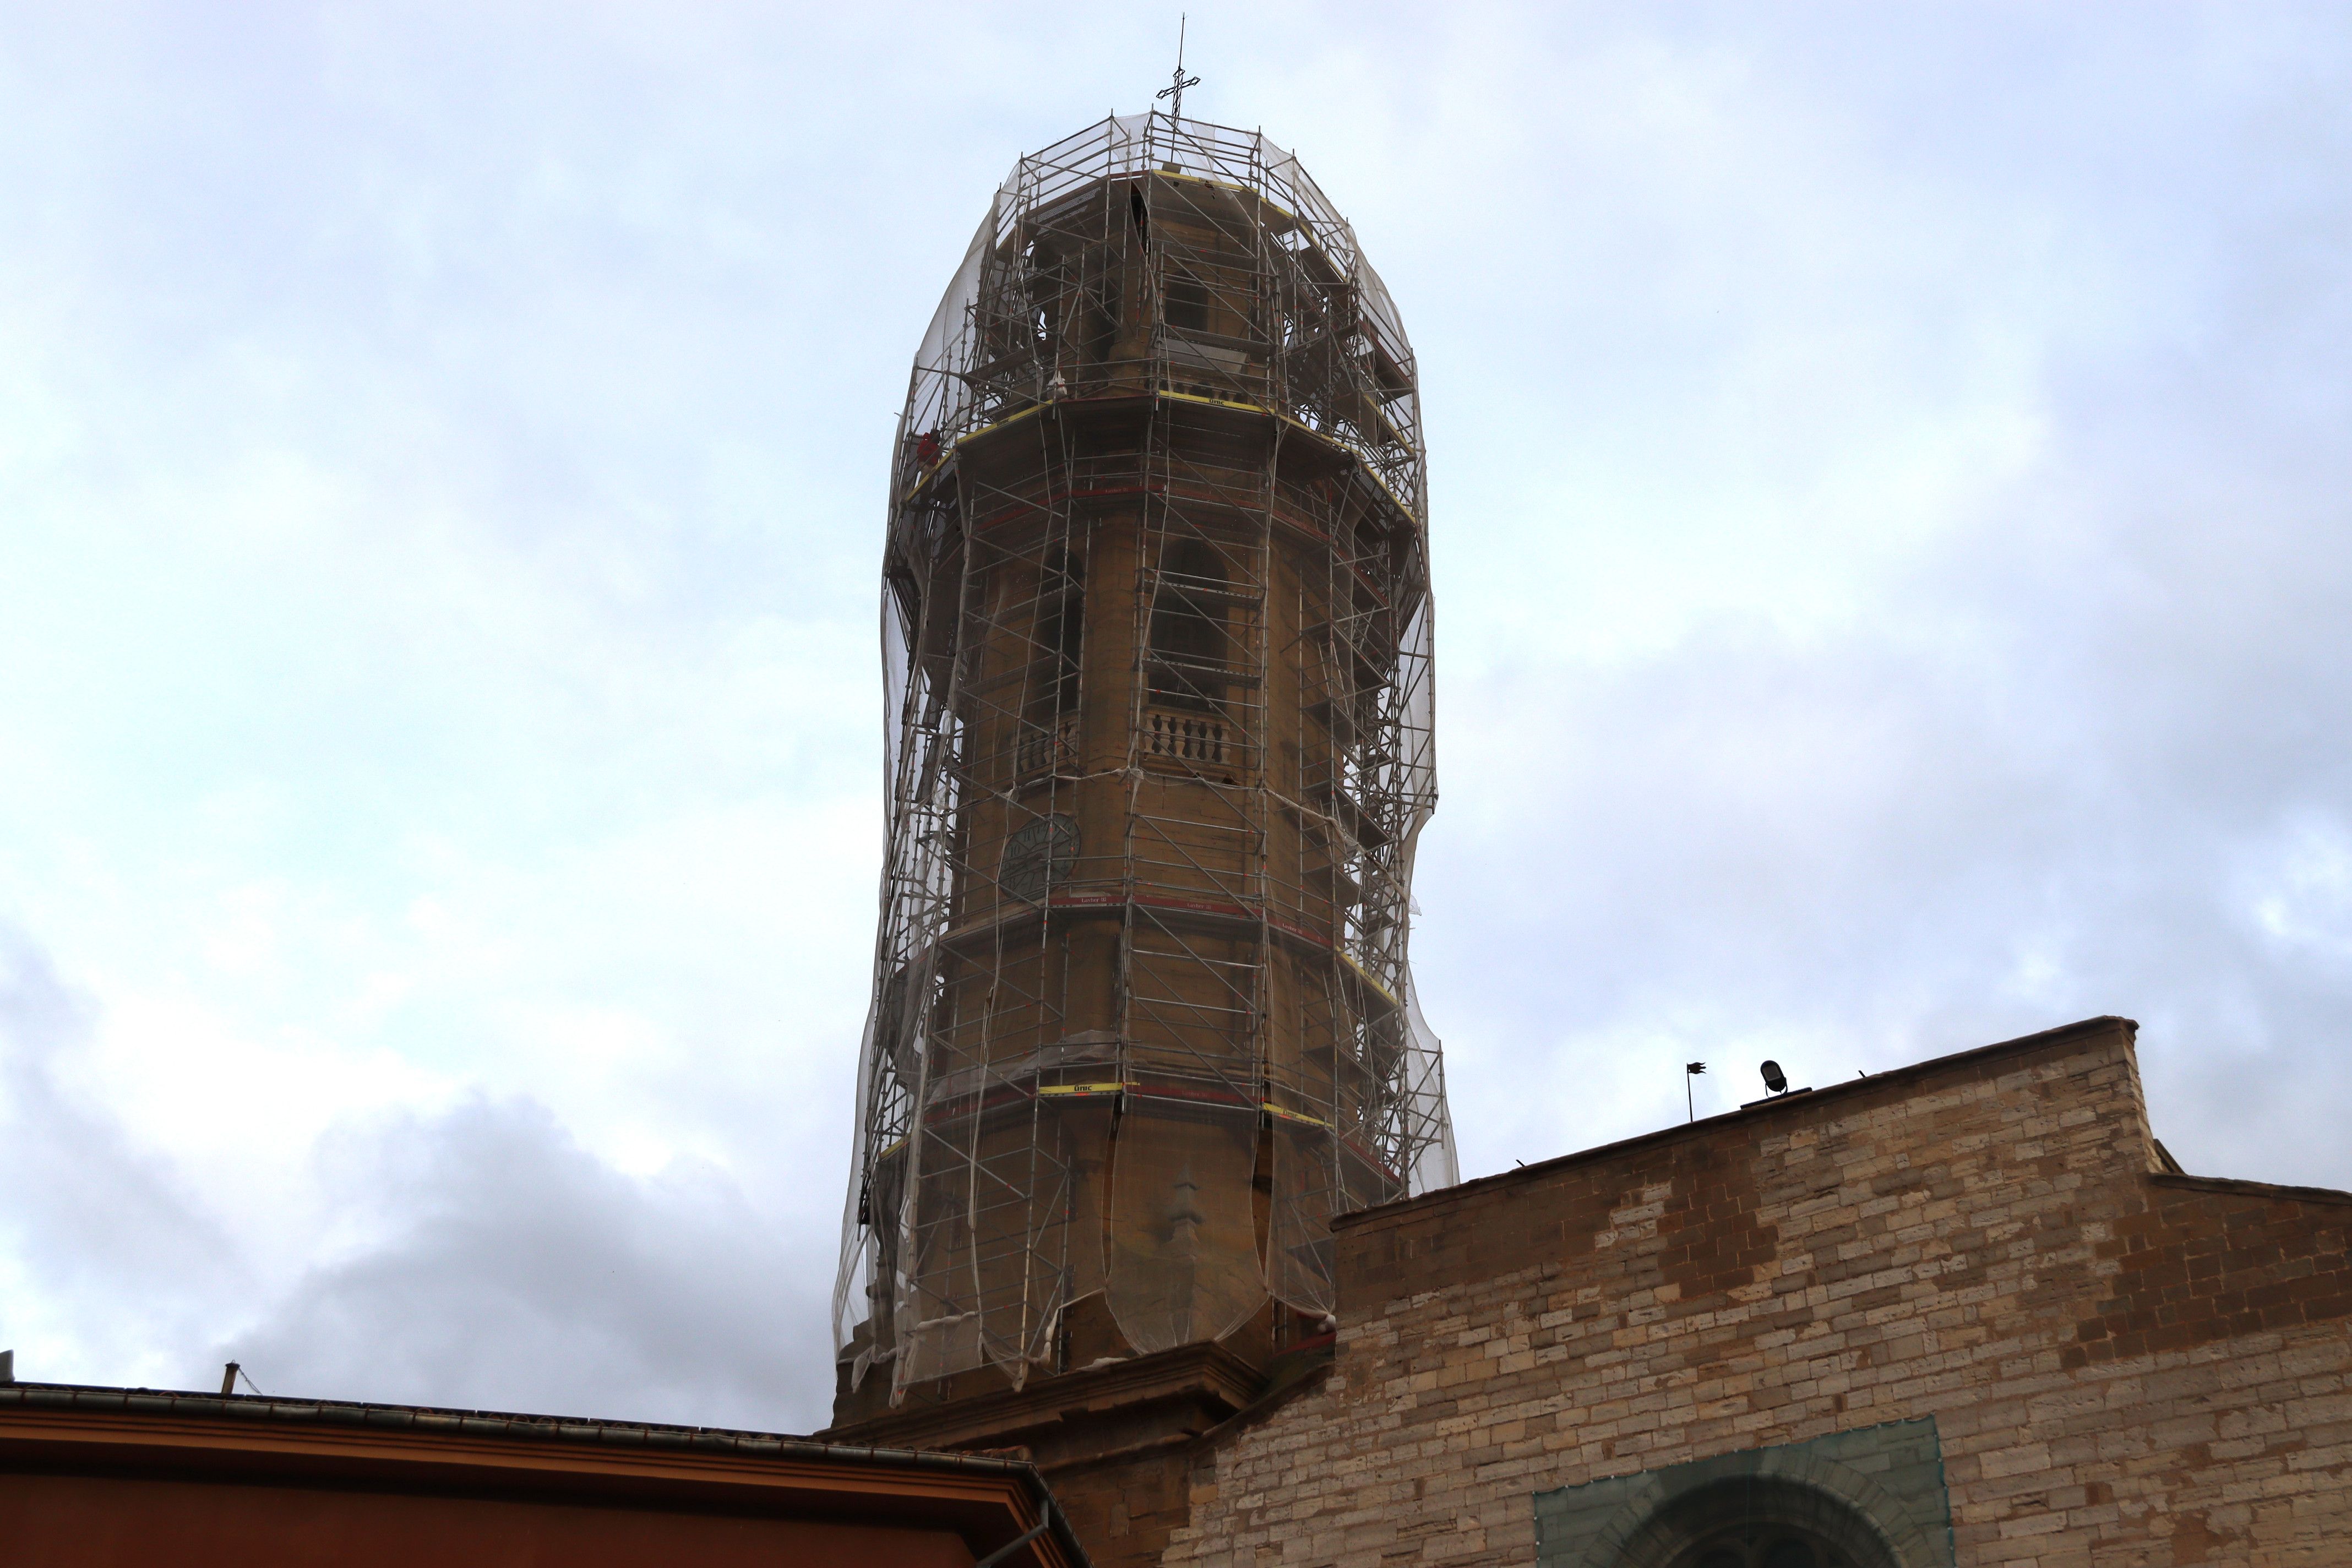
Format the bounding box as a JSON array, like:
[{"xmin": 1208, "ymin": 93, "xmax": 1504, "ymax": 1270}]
[{"xmin": 1162, "ymin": 1018, "xmax": 2352, "ymax": 1566}]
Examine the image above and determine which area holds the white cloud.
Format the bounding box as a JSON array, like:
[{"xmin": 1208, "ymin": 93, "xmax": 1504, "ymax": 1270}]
[{"xmin": 2, "ymin": 1, "xmax": 2348, "ymax": 1429}]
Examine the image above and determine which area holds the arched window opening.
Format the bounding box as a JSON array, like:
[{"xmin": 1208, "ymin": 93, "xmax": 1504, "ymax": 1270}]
[
  {"xmin": 1030, "ymin": 545, "xmax": 1084, "ymax": 718},
  {"xmin": 1164, "ymin": 269, "xmax": 1210, "ymax": 333},
  {"xmin": 1148, "ymin": 536, "xmax": 1229, "ymax": 714},
  {"xmin": 1088, "ymin": 248, "xmax": 1123, "ymax": 372},
  {"xmin": 1609, "ymin": 1477, "xmax": 1905, "ymax": 1568},
  {"xmin": 1677, "ymin": 1526, "xmax": 1860, "ymax": 1568}
]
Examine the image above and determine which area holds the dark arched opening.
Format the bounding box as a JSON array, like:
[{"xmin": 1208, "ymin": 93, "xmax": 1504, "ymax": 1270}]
[
  {"xmin": 1615, "ymin": 1477, "xmax": 1903, "ymax": 1568},
  {"xmin": 1147, "ymin": 535, "xmax": 1229, "ymax": 712}
]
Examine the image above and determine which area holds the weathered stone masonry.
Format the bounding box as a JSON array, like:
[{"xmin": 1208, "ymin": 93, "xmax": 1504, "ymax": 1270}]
[{"xmin": 1162, "ymin": 1017, "xmax": 2352, "ymax": 1566}]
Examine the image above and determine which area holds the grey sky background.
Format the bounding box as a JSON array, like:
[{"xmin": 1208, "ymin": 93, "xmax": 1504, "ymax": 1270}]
[{"xmin": 3, "ymin": 3, "xmax": 2347, "ymax": 1436}]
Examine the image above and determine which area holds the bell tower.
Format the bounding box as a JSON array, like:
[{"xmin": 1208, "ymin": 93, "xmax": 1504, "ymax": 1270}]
[{"xmin": 825, "ymin": 110, "xmax": 1453, "ymax": 1561}]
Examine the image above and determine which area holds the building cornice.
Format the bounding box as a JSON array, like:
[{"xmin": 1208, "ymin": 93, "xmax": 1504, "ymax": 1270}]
[{"xmin": 1337, "ymin": 1015, "xmax": 2146, "ymax": 1234}]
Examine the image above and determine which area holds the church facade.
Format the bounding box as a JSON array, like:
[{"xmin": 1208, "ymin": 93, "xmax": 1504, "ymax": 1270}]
[
  {"xmin": 823, "ymin": 107, "xmax": 2351, "ymax": 1568},
  {"xmin": 1158, "ymin": 1016, "xmax": 2351, "ymax": 1567}
]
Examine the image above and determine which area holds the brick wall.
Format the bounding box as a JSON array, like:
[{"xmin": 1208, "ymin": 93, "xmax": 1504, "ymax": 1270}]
[{"xmin": 1162, "ymin": 1018, "xmax": 2352, "ymax": 1566}]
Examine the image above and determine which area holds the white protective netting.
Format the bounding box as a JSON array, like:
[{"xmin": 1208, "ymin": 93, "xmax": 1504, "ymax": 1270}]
[{"xmin": 832, "ymin": 111, "xmax": 1453, "ymax": 1402}]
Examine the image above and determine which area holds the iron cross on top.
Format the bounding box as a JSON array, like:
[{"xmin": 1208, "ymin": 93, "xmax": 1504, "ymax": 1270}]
[{"xmin": 1157, "ymin": 16, "xmax": 1200, "ymax": 121}]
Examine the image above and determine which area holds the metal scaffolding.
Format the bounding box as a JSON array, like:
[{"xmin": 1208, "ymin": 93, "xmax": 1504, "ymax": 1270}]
[{"xmin": 833, "ymin": 111, "xmax": 1456, "ymax": 1406}]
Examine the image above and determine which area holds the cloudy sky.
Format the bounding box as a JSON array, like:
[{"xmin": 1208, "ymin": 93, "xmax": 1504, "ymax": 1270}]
[{"xmin": 4, "ymin": 2, "xmax": 2348, "ymax": 1435}]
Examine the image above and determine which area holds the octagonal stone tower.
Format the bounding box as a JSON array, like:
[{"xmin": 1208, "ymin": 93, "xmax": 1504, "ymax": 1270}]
[{"xmin": 826, "ymin": 115, "xmax": 1454, "ymax": 1531}]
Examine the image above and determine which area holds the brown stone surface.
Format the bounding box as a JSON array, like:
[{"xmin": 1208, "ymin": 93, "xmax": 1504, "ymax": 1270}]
[
  {"xmin": 826, "ymin": 1339, "xmax": 1267, "ymax": 1568},
  {"xmin": 1046, "ymin": 1448, "xmax": 1201, "ymax": 1568},
  {"xmin": 826, "ymin": 1340, "xmax": 1265, "ymax": 1469},
  {"xmin": 1163, "ymin": 1016, "xmax": 2352, "ymax": 1566}
]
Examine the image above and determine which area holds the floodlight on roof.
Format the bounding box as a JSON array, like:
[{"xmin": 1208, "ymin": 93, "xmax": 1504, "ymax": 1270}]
[{"xmin": 1761, "ymin": 1060, "xmax": 1788, "ymax": 1095}]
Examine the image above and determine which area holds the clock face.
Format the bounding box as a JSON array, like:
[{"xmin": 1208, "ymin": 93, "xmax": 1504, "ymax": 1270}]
[{"xmin": 1000, "ymin": 813, "xmax": 1079, "ymax": 905}]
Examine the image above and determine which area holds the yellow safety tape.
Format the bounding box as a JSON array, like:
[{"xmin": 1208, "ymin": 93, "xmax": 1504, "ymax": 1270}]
[{"xmin": 1337, "ymin": 949, "xmax": 1402, "ymax": 1013}]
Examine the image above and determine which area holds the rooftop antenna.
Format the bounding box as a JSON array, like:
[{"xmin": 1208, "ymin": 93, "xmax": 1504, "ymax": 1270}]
[{"xmin": 1157, "ymin": 14, "xmax": 1201, "ymax": 122}]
